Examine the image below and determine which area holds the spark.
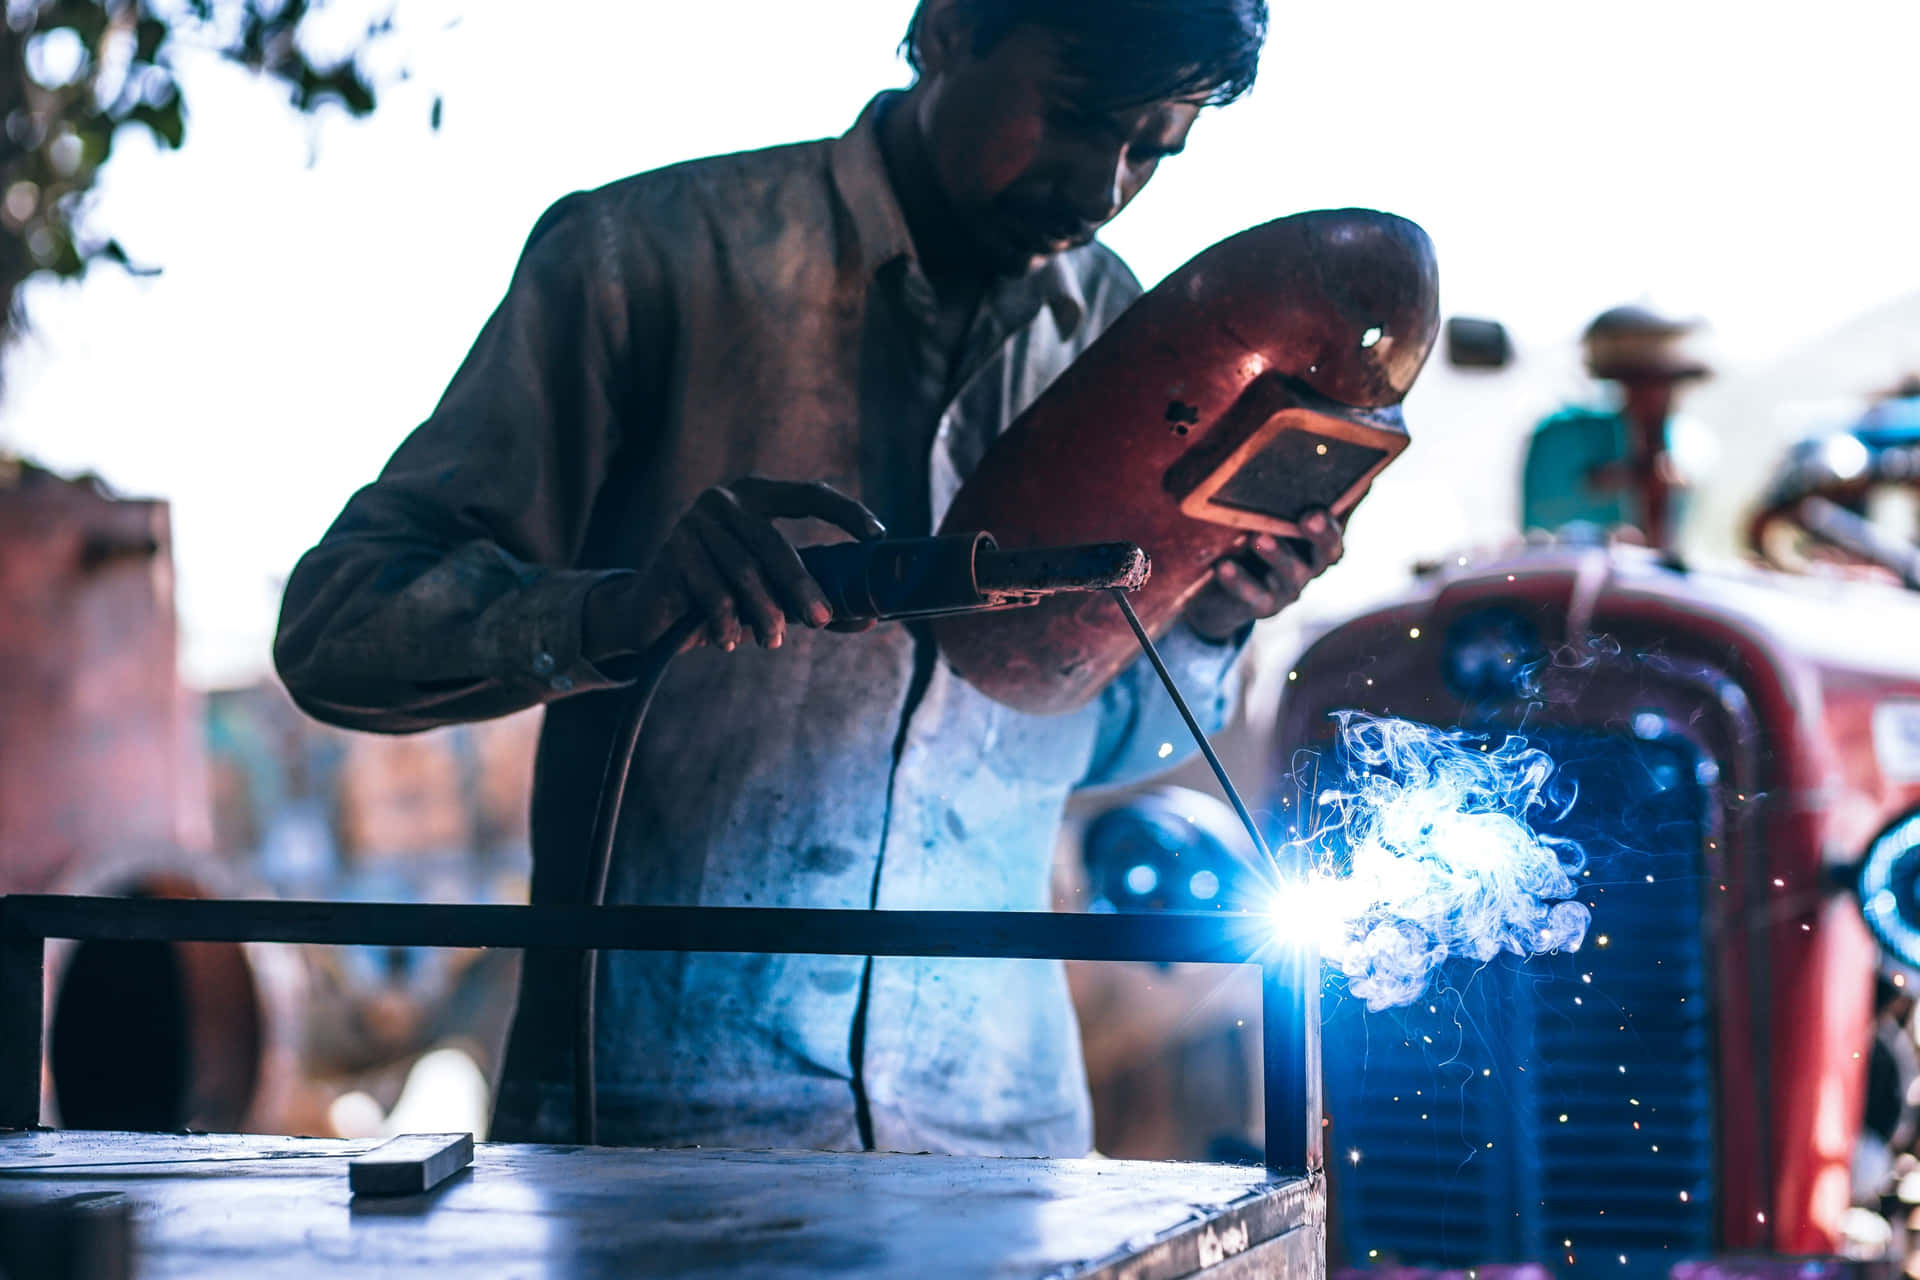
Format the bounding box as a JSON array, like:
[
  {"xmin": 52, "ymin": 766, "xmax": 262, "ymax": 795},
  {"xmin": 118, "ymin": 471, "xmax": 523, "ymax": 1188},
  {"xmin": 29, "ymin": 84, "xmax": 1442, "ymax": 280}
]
[
  {"xmin": 1348, "ymin": 1149, "xmax": 1362, "ymax": 1165},
  {"xmin": 1772, "ymin": 877, "xmax": 1785, "ymax": 887},
  {"xmin": 1157, "ymin": 742, "xmax": 1173, "ymax": 759},
  {"xmin": 1559, "ymin": 1113, "xmax": 1569, "ymax": 1123},
  {"xmin": 1409, "ymin": 627, "xmax": 1421, "ymax": 639},
  {"xmin": 1680, "ymin": 1191, "xmax": 1688, "ymax": 1202},
  {"xmin": 1270, "ymin": 714, "xmax": 1589, "ymax": 1010}
]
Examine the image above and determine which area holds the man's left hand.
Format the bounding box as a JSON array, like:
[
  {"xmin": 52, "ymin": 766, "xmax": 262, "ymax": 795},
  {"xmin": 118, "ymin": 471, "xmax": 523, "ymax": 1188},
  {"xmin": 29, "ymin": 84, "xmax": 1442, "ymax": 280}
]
[{"xmin": 1183, "ymin": 508, "xmax": 1345, "ymax": 642}]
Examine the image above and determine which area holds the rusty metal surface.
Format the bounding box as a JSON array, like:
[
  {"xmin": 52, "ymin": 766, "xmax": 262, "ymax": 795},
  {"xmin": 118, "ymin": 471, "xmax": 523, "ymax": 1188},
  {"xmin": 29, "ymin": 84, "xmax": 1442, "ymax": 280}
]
[
  {"xmin": 0, "ymin": 475, "xmax": 192, "ymax": 892},
  {"xmin": 936, "ymin": 209, "xmax": 1440, "ymax": 715},
  {"xmin": 0, "ymin": 1132, "xmax": 1318, "ymax": 1279}
]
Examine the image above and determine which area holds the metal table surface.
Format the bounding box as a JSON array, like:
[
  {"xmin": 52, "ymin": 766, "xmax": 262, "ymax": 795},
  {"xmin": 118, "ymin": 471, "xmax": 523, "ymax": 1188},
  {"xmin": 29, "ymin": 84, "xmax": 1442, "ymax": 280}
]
[{"xmin": 0, "ymin": 1130, "xmax": 1321, "ymax": 1279}]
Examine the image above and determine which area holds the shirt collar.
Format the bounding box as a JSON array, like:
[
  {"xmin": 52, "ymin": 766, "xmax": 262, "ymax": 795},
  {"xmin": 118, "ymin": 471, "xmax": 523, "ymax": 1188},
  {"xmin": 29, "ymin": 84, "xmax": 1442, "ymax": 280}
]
[{"xmin": 830, "ymin": 93, "xmax": 1088, "ymax": 340}]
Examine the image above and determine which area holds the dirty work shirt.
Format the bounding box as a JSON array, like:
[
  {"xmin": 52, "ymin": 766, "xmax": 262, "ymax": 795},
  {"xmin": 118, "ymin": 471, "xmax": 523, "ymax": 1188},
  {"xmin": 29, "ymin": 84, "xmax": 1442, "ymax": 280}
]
[{"xmin": 274, "ymin": 95, "xmax": 1244, "ymax": 1156}]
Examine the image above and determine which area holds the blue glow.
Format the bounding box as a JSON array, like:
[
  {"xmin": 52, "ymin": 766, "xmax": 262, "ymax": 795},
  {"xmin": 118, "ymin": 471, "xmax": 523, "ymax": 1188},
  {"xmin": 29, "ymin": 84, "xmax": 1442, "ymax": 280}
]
[
  {"xmin": 1189, "ymin": 870, "xmax": 1220, "ymax": 901},
  {"xmin": 1858, "ymin": 809, "xmax": 1920, "ymax": 969},
  {"xmin": 1273, "ymin": 713, "xmax": 1592, "ymax": 1010},
  {"xmin": 1123, "ymin": 864, "xmax": 1160, "ymax": 897}
]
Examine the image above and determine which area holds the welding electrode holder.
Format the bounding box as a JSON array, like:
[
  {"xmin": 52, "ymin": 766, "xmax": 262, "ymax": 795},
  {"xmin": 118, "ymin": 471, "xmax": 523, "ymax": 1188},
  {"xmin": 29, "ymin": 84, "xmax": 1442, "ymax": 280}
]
[
  {"xmin": 571, "ymin": 531, "xmax": 1149, "ymax": 1145},
  {"xmin": 797, "ymin": 531, "xmax": 1149, "ymax": 622}
]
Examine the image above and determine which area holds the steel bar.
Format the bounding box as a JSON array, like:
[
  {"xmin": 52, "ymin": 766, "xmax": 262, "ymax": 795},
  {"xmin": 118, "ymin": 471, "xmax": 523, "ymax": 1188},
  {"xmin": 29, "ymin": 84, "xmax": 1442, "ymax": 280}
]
[
  {"xmin": 2, "ymin": 894, "xmax": 1306, "ymax": 1172},
  {"xmin": 0, "ymin": 915, "xmax": 43, "ymax": 1130},
  {"xmin": 1263, "ymin": 951, "xmax": 1323, "ymax": 1181},
  {"xmin": 0, "ymin": 895, "xmax": 1270, "ymax": 965}
]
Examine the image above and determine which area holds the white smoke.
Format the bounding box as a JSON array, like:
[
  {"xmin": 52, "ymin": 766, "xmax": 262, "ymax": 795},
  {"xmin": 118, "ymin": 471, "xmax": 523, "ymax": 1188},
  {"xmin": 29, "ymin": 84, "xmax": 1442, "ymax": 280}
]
[{"xmin": 1271, "ymin": 712, "xmax": 1591, "ymax": 1011}]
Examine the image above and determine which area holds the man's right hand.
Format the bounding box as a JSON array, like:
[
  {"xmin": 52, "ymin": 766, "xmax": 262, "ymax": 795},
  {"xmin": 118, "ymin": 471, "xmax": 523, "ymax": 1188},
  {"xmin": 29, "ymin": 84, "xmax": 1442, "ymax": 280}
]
[{"xmin": 584, "ymin": 478, "xmax": 886, "ymax": 662}]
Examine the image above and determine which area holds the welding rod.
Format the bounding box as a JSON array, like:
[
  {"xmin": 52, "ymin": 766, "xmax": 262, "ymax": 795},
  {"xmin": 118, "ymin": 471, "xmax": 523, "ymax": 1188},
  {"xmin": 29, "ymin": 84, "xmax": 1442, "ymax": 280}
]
[{"xmin": 1110, "ymin": 589, "xmax": 1276, "ymax": 867}]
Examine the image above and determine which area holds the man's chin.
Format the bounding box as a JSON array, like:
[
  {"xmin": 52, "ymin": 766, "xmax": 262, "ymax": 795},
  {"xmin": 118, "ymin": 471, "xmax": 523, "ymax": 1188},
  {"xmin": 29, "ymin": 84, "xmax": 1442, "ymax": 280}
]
[{"xmin": 978, "ymin": 234, "xmax": 1071, "ymax": 280}]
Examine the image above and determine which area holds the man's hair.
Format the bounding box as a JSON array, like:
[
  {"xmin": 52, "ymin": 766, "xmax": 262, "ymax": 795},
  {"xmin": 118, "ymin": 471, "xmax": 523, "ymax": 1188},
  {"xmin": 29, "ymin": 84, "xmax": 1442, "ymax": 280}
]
[{"xmin": 902, "ymin": 0, "xmax": 1268, "ymax": 111}]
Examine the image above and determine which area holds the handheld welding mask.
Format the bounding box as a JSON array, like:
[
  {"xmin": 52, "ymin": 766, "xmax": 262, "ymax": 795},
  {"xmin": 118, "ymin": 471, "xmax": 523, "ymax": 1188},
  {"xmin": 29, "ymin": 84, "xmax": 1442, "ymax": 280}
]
[{"xmin": 936, "ymin": 208, "xmax": 1440, "ymax": 715}]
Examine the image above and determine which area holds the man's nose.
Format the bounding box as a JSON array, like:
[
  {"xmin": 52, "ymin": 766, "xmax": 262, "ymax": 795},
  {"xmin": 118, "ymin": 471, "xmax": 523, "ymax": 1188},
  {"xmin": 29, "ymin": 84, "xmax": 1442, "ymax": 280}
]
[{"xmin": 1061, "ymin": 143, "xmax": 1128, "ymax": 227}]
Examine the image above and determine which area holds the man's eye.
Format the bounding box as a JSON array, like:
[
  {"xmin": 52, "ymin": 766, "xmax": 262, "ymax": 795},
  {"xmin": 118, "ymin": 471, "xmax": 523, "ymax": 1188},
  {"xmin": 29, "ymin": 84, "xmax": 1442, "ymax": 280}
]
[{"xmin": 1049, "ymin": 108, "xmax": 1104, "ymax": 137}]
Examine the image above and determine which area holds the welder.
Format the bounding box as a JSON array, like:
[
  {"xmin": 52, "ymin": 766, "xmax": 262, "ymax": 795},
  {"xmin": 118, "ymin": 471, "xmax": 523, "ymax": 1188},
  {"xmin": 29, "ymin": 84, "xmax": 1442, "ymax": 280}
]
[{"xmin": 273, "ymin": 0, "xmax": 1348, "ymax": 1155}]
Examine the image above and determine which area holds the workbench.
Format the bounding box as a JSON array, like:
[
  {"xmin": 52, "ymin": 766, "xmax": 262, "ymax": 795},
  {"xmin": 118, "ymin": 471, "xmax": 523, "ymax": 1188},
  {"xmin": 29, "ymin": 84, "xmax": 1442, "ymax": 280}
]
[
  {"xmin": 1, "ymin": 893, "xmax": 1324, "ymax": 1276},
  {"xmin": 0, "ymin": 1129, "xmax": 1317, "ymax": 1277}
]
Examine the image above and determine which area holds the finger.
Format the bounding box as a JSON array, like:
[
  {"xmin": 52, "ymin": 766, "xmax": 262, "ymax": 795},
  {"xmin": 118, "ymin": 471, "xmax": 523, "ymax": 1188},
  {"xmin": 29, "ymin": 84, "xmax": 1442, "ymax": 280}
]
[
  {"xmin": 1240, "ymin": 543, "xmax": 1313, "ymax": 598},
  {"xmin": 1236, "ymin": 537, "xmax": 1308, "ymax": 593},
  {"xmin": 668, "ymin": 527, "xmax": 741, "ymax": 651},
  {"xmin": 686, "ymin": 507, "xmax": 786, "ymax": 649},
  {"xmin": 734, "ymin": 477, "xmax": 887, "ymax": 542},
  {"xmin": 1214, "ymin": 558, "xmax": 1285, "ymax": 616},
  {"xmin": 1295, "ymin": 511, "xmax": 1344, "ymax": 572},
  {"xmin": 699, "ymin": 489, "xmax": 833, "ymax": 628}
]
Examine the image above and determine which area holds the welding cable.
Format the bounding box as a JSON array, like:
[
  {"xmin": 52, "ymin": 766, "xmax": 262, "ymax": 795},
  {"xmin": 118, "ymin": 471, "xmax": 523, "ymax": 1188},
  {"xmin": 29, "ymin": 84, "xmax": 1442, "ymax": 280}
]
[
  {"xmin": 571, "ymin": 583, "xmax": 1225, "ymax": 1145},
  {"xmin": 574, "ymin": 610, "xmax": 705, "ymax": 1147},
  {"xmin": 1109, "ymin": 589, "xmax": 1276, "ymax": 866}
]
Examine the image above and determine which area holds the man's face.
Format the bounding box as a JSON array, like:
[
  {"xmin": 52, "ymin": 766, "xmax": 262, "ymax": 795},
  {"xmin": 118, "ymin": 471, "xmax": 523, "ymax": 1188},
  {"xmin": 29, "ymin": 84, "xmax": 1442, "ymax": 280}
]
[{"xmin": 911, "ymin": 21, "xmax": 1202, "ymax": 277}]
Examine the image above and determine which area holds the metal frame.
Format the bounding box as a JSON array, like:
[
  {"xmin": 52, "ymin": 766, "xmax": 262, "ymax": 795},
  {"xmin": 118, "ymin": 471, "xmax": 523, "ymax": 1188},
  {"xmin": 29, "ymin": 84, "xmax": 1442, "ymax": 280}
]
[{"xmin": 0, "ymin": 895, "xmax": 1321, "ymax": 1179}]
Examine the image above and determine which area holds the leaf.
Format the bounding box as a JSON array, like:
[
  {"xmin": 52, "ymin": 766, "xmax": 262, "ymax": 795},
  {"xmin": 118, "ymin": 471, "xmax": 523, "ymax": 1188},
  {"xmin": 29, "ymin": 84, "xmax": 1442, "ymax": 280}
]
[{"xmin": 134, "ymin": 16, "xmax": 168, "ymax": 62}]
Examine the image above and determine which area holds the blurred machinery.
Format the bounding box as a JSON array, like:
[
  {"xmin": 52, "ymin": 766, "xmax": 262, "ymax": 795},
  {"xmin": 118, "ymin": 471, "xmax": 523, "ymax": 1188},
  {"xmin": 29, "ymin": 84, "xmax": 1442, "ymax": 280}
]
[
  {"xmin": 0, "ymin": 460, "xmax": 530, "ymax": 1139},
  {"xmin": 1272, "ymin": 385, "xmax": 1920, "ymax": 1266},
  {"xmin": 1279, "ymin": 543, "xmax": 1920, "ymax": 1265},
  {"xmin": 0, "ymin": 462, "xmax": 299, "ymax": 1133}
]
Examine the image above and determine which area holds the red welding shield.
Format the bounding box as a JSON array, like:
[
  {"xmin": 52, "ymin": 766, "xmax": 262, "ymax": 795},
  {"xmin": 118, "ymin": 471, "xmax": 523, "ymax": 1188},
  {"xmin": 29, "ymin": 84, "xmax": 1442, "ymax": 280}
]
[{"xmin": 935, "ymin": 208, "xmax": 1440, "ymax": 715}]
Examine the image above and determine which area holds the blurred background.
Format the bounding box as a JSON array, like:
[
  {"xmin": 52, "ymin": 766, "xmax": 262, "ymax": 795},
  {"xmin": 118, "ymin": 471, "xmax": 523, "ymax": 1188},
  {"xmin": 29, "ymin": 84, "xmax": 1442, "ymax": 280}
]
[{"xmin": 4, "ymin": 0, "xmax": 1920, "ymax": 1262}]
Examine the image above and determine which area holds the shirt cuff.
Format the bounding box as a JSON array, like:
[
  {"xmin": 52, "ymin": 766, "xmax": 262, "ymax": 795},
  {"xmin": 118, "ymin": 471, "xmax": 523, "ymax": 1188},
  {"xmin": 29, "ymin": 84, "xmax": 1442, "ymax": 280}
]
[
  {"xmin": 1154, "ymin": 616, "xmax": 1253, "ymax": 691},
  {"xmin": 495, "ymin": 567, "xmax": 640, "ymax": 699}
]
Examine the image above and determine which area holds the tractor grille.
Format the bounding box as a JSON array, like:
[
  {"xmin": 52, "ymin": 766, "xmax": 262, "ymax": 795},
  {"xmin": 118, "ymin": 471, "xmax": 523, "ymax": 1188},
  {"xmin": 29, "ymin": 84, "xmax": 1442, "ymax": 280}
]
[{"xmin": 1320, "ymin": 727, "xmax": 1716, "ymax": 1274}]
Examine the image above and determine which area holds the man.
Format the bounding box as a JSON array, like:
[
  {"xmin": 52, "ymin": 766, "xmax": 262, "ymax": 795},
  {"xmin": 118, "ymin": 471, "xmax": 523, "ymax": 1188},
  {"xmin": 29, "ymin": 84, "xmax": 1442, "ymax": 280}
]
[
  {"xmin": 276, "ymin": 0, "xmax": 1344, "ymax": 1155},
  {"xmin": 1521, "ymin": 304, "xmax": 1717, "ymax": 552}
]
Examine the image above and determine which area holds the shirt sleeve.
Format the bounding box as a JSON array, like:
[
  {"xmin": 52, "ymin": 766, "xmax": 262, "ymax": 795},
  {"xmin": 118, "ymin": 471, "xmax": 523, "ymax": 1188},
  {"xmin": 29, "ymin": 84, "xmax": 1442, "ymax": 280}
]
[
  {"xmin": 1076, "ymin": 618, "xmax": 1249, "ymax": 791},
  {"xmin": 273, "ymin": 192, "xmax": 667, "ymax": 734}
]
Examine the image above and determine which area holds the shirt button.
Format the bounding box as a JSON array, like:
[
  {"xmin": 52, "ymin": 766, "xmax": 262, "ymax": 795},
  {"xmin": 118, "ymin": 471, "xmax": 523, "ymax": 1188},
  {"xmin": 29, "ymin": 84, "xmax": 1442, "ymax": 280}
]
[
  {"xmin": 549, "ymin": 675, "xmax": 574, "ymax": 694},
  {"xmin": 532, "ymin": 651, "xmax": 556, "ymax": 676}
]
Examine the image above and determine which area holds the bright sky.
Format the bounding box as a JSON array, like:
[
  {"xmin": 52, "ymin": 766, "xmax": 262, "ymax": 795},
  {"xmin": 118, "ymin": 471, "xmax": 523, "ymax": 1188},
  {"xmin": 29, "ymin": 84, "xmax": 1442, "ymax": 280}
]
[{"xmin": 3, "ymin": 1, "xmax": 1918, "ymax": 687}]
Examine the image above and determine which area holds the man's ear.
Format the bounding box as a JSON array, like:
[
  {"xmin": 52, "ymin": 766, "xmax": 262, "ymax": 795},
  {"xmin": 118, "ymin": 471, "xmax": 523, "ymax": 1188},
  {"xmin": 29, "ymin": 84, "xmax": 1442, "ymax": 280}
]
[{"xmin": 911, "ymin": 0, "xmax": 973, "ymax": 77}]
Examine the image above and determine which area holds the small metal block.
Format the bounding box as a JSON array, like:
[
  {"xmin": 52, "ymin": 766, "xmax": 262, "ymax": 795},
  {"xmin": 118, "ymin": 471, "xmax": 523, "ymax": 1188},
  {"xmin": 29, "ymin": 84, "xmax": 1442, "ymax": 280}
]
[{"xmin": 348, "ymin": 1133, "xmax": 473, "ymax": 1198}]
